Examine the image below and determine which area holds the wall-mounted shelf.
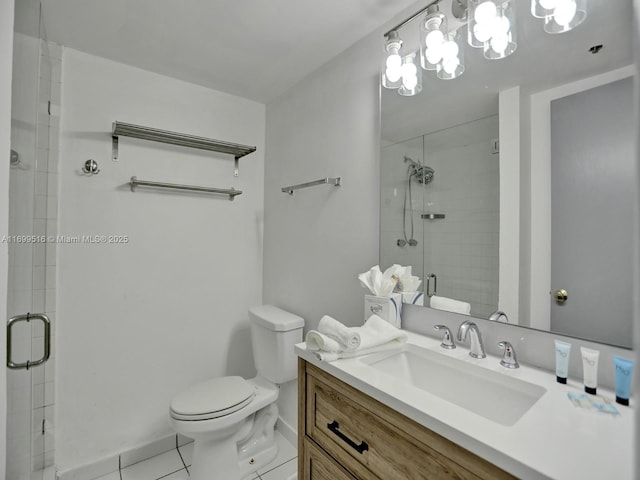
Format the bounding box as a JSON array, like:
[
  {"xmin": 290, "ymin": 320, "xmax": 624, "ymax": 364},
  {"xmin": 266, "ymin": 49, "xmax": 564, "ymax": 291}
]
[
  {"xmin": 112, "ymin": 121, "xmax": 256, "ymax": 177},
  {"xmin": 281, "ymin": 177, "xmax": 341, "ymax": 195},
  {"xmin": 421, "ymin": 213, "xmax": 445, "ymax": 220}
]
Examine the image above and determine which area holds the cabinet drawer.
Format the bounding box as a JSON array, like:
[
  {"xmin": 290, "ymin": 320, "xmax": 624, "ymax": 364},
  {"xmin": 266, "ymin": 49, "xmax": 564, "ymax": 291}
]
[
  {"xmin": 304, "ymin": 362, "xmax": 514, "ymax": 480},
  {"xmin": 302, "ymin": 437, "xmax": 357, "ymax": 480}
]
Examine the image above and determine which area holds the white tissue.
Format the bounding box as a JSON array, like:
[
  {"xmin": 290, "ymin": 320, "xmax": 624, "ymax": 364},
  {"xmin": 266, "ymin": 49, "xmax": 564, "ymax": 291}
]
[
  {"xmin": 358, "ymin": 264, "xmax": 421, "ymax": 295},
  {"xmin": 358, "ymin": 265, "xmax": 398, "ymax": 297},
  {"xmin": 395, "ymin": 265, "xmax": 422, "ymax": 292}
]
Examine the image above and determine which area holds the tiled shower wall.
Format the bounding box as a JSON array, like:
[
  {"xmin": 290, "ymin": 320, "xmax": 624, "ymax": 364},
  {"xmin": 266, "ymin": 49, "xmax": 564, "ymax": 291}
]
[
  {"xmin": 30, "ymin": 39, "xmax": 61, "ymax": 472},
  {"xmin": 380, "ymin": 115, "xmax": 499, "ymax": 317}
]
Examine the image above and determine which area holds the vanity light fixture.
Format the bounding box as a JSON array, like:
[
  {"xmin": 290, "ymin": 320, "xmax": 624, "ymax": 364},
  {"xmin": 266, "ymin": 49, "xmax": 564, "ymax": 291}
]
[
  {"xmin": 382, "ymin": 0, "xmax": 587, "ymax": 94},
  {"xmin": 531, "ymin": 0, "xmax": 587, "ymax": 34},
  {"xmin": 382, "ymin": 0, "xmax": 516, "ymax": 93}
]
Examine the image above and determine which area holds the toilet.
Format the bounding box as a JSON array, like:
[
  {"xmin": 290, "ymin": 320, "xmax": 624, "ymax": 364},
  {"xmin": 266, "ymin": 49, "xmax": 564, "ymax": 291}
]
[{"xmin": 169, "ymin": 305, "xmax": 304, "ymax": 480}]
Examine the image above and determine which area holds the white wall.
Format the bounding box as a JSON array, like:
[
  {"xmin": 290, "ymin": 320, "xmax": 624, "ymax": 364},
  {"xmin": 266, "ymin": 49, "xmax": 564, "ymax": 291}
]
[
  {"xmin": 263, "ymin": 17, "xmax": 381, "ymax": 330},
  {"xmin": 1, "ymin": 1, "xmax": 16, "ymax": 476},
  {"xmin": 56, "ymin": 48, "xmax": 265, "ymax": 471},
  {"xmin": 263, "ymin": 13, "xmax": 382, "ymax": 432}
]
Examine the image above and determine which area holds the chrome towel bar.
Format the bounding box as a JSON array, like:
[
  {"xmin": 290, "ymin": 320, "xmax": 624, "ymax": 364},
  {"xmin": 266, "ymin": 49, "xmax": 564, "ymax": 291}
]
[
  {"xmin": 281, "ymin": 177, "xmax": 341, "ymax": 195},
  {"xmin": 129, "ymin": 176, "xmax": 242, "ymax": 201}
]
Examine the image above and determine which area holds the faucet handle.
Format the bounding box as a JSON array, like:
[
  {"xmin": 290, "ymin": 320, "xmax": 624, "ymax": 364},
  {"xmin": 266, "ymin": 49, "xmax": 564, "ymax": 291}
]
[
  {"xmin": 498, "ymin": 341, "xmax": 519, "ymax": 369},
  {"xmin": 434, "ymin": 325, "xmax": 456, "ymax": 350}
]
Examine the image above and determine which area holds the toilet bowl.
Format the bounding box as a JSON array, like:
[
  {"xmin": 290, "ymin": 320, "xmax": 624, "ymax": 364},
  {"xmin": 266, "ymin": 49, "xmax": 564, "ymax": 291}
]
[{"xmin": 170, "ymin": 306, "xmax": 304, "ymax": 480}]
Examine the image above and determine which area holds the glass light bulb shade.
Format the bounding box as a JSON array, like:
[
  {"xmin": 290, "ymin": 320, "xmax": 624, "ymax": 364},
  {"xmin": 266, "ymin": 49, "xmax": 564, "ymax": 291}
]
[
  {"xmin": 386, "ymin": 53, "xmax": 401, "ymax": 69},
  {"xmin": 426, "ymin": 30, "xmax": 445, "ymax": 49},
  {"xmin": 531, "ymin": 0, "xmax": 558, "ymax": 18},
  {"xmin": 544, "ymin": 0, "xmax": 586, "ymax": 33},
  {"xmin": 385, "ymin": 65, "xmax": 402, "ymax": 83},
  {"xmin": 468, "ymin": 0, "xmax": 497, "ymax": 47},
  {"xmin": 442, "ymin": 41, "xmax": 460, "ymax": 60},
  {"xmin": 475, "ymin": 1, "xmax": 498, "ymax": 24},
  {"xmin": 420, "ymin": 8, "xmax": 448, "ymax": 70},
  {"xmin": 483, "ymin": 0, "xmax": 517, "ymax": 59},
  {"xmin": 398, "ymin": 52, "xmax": 422, "ymax": 96},
  {"xmin": 490, "ymin": 15, "xmax": 511, "ymax": 35},
  {"xmin": 382, "ymin": 32, "xmax": 403, "ymax": 89},
  {"xmin": 425, "ymin": 47, "xmax": 444, "ymax": 67},
  {"xmin": 437, "ymin": 30, "xmax": 465, "ymax": 80},
  {"xmin": 473, "ymin": 23, "xmax": 493, "ymax": 43}
]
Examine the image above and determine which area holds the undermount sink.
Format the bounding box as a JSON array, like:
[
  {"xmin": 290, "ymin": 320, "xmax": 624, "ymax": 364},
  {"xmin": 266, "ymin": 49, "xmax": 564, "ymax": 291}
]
[{"xmin": 360, "ymin": 344, "xmax": 547, "ymax": 426}]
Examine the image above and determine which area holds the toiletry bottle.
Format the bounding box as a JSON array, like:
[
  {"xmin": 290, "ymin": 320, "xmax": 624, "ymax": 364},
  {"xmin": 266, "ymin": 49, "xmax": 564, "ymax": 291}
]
[
  {"xmin": 554, "ymin": 340, "xmax": 571, "ymax": 384},
  {"xmin": 580, "ymin": 347, "xmax": 600, "ymax": 395},
  {"xmin": 613, "ymin": 356, "xmax": 634, "ymax": 406}
]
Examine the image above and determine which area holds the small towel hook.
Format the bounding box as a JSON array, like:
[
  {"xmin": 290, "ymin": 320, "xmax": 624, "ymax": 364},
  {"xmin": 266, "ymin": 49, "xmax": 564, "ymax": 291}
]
[{"xmin": 82, "ymin": 159, "xmax": 100, "ymax": 175}]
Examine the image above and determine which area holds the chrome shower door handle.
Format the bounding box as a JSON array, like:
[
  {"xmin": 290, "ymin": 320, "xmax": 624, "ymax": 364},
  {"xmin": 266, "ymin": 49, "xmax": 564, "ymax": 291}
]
[
  {"xmin": 7, "ymin": 313, "xmax": 51, "ymax": 370},
  {"xmin": 426, "ymin": 273, "xmax": 437, "ymax": 297}
]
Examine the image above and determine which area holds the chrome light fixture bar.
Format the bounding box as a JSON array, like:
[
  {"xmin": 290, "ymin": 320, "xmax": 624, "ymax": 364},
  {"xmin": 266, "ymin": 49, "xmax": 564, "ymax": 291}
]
[{"xmin": 382, "ymin": 0, "xmax": 586, "ymax": 95}]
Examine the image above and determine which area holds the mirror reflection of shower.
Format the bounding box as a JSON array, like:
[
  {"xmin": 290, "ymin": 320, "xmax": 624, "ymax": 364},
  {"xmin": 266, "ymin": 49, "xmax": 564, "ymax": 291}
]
[{"xmin": 398, "ymin": 156, "xmax": 434, "ymax": 247}]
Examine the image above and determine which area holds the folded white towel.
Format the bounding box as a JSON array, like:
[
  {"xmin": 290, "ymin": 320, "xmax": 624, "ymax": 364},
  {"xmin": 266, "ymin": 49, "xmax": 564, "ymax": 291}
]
[
  {"xmin": 355, "ymin": 314, "xmax": 407, "ymax": 349},
  {"xmin": 430, "ymin": 295, "xmax": 471, "ymax": 315},
  {"xmin": 307, "ymin": 314, "xmax": 407, "ymax": 362},
  {"xmin": 318, "ymin": 315, "xmax": 361, "ymax": 350},
  {"xmin": 314, "ymin": 339, "xmax": 406, "ymax": 362},
  {"xmin": 305, "ymin": 330, "xmax": 342, "ymax": 352}
]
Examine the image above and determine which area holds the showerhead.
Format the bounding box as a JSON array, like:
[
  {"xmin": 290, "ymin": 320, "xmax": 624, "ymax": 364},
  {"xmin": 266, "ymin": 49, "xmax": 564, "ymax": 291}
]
[{"xmin": 404, "ymin": 156, "xmax": 435, "ymax": 184}]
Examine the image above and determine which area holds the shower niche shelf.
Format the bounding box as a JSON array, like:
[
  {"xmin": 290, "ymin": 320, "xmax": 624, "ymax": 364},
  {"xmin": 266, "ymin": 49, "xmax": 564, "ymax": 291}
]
[
  {"xmin": 111, "ymin": 121, "xmax": 256, "ymax": 177},
  {"xmin": 421, "ymin": 213, "xmax": 445, "ymax": 220}
]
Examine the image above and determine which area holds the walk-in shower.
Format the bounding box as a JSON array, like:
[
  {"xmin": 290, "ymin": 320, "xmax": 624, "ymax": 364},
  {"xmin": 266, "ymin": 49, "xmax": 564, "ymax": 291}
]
[{"xmin": 398, "ymin": 156, "xmax": 434, "ymax": 247}]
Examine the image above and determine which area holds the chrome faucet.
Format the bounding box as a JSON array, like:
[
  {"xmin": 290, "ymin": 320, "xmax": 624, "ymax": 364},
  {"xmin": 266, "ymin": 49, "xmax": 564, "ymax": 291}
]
[
  {"xmin": 456, "ymin": 321, "xmax": 486, "ymax": 359},
  {"xmin": 488, "ymin": 310, "xmax": 509, "ymax": 323},
  {"xmin": 433, "ymin": 325, "xmax": 455, "ymax": 349},
  {"xmin": 497, "ymin": 341, "xmax": 519, "ymax": 369}
]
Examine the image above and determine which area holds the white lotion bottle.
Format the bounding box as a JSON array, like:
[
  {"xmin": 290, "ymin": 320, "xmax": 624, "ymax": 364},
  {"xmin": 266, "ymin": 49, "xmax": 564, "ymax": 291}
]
[{"xmin": 580, "ymin": 347, "xmax": 600, "ymax": 395}]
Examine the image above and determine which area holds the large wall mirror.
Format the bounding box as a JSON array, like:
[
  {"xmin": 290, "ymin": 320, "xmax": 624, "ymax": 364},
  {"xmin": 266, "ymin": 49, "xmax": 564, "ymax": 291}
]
[{"xmin": 380, "ymin": 0, "xmax": 634, "ymax": 348}]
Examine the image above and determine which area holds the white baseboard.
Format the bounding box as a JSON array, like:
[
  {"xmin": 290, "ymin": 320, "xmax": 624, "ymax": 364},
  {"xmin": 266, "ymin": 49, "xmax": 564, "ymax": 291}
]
[
  {"xmin": 56, "ymin": 434, "xmax": 178, "ymax": 480},
  {"xmin": 56, "ymin": 418, "xmax": 294, "ymax": 480},
  {"xmin": 276, "ymin": 416, "xmax": 297, "ymax": 449}
]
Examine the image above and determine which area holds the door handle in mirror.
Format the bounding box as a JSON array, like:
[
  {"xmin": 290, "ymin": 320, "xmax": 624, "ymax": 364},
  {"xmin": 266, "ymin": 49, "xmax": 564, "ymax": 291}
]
[{"xmin": 553, "ymin": 289, "xmax": 568, "ymax": 304}]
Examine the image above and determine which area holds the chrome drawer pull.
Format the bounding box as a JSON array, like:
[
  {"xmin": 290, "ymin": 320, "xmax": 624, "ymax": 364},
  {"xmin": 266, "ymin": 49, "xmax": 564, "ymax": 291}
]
[{"xmin": 327, "ymin": 420, "xmax": 369, "ymax": 454}]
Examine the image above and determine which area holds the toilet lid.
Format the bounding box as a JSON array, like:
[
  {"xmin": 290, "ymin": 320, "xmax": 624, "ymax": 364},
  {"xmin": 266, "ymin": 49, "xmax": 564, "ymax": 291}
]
[{"xmin": 170, "ymin": 376, "xmax": 255, "ymax": 420}]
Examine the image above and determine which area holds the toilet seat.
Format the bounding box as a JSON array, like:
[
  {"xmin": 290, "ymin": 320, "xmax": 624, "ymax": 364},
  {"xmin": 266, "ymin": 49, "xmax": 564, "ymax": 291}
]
[{"xmin": 170, "ymin": 376, "xmax": 256, "ymax": 421}]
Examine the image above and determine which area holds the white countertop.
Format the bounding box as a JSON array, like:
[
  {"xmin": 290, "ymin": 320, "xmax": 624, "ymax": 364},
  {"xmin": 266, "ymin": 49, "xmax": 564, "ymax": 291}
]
[{"xmin": 296, "ymin": 331, "xmax": 634, "ymax": 480}]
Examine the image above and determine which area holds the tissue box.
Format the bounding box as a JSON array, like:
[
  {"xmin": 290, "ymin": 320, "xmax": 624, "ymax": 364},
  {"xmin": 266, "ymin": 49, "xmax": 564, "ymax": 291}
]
[
  {"xmin": 364, "ymin": 293, "xmax": 402, "ymax": 328},
  {"xmin": 401, "ymin": 291, "xmax": 424, "ymax": 306}
]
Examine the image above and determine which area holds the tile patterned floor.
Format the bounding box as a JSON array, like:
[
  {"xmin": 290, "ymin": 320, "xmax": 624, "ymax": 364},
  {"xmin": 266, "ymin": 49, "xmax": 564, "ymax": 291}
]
[{"xmin": 94, "ymin": 431, "xmax": 297, "ymax": 480}]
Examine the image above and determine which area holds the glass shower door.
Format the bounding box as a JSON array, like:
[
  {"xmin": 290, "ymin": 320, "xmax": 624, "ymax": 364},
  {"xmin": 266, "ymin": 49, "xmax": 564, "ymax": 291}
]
[{"xmin": 7, "ymin": 1, "xmax": 52, "ymax": 478}]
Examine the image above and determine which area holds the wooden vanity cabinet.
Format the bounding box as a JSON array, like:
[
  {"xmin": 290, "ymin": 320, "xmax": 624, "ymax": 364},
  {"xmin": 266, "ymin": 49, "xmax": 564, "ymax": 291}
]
[{"xmin": 298, "ymin": 359, "xmax": 515, "ymax": 480}]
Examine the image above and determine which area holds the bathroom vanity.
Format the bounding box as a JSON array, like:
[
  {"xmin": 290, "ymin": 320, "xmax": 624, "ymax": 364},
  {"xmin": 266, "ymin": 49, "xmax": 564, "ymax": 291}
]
[{"xmin": 296, "ymin": 332, "xmax": 634, "ymax": 479}]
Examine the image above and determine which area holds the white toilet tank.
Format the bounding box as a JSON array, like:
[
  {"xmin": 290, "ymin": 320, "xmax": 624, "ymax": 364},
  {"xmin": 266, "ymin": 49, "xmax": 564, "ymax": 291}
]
[{"xmin": 249, "ymin": 305, "xmax": 304, "ymax": 384}]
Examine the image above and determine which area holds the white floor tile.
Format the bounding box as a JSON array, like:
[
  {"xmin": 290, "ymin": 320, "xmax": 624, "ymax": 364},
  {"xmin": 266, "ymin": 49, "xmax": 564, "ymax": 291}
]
[
  {"xmin": 177, "ymin": 442, "xmax": 193, "ymax": 467},
  {"xmin": 256, "ymin": 431, "xmax": 297, "ymax": 476},
  {"xmin": 159, "ymin": 469, "xmax": 189, "ymax": 480},
  {"xmin": 92, "ymin": 472, "xmax": 120, "ymax": 480},
  {"xmin": 120, "ymin": 449, "xmax": 184, "ymax": 480},
  {"xmin": 261, "ymin": 458, "xmax": 297, "ymax": 480}
]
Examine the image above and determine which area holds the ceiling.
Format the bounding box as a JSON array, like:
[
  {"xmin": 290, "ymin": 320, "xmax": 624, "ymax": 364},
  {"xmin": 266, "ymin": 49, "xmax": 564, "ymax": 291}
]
[{"xmin": 41, "ymin": 0, "xmax": 421, "ymax": 104}]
